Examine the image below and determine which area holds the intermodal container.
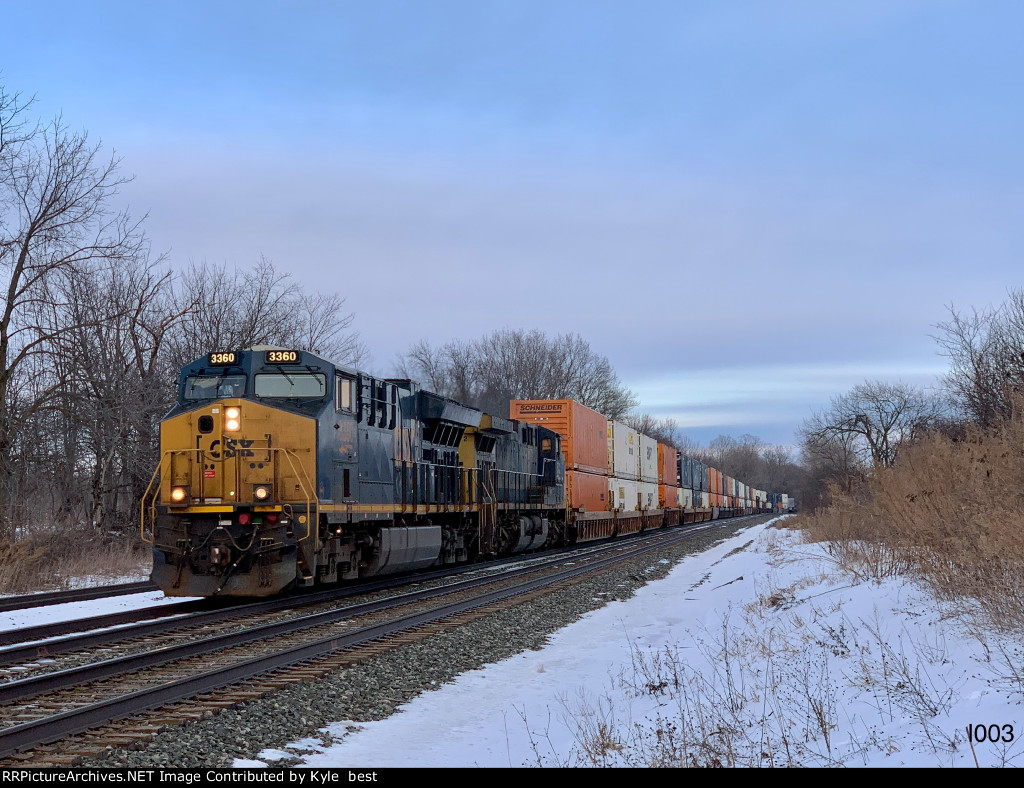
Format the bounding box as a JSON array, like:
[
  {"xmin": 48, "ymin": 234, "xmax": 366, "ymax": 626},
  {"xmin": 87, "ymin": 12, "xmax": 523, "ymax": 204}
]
[
  {"xmin": 638, "ymin": 481, "xmax": 658, "ymax": 510},
  {"xmin": 610, "ymin": 478, "xmax": 638, "ymax": 511},
  {"xmin": 678, "ymin": 455, "xmax": 690, "ymax": 489},
  {"xmin": 510, "ymin": 399, "xmax": 609, "ymax": 475},
  {"xmin": 696, "ymin": 461, "xmax": 708, "ymax": 493},
  {"xmin": 708, "ymin": 467, "xmax": 721, "ymax": 503},
  {"xmin": 660, "ymin": 484, "xmax": 679, "ymax": 509},
  {"xmin": 639, "ymin": 434, "xmax": 658, "ymax": 483},
  {"xmin": 566, "ymin": 469, "xmax": 610, "ymax": 512},
  {"xmin": 658, "ymin": 444, "xmax": 679, "ymax": 486},
  {"xmin": 607, "ymin": 421, "xmax": 639, "ymax": 479}
]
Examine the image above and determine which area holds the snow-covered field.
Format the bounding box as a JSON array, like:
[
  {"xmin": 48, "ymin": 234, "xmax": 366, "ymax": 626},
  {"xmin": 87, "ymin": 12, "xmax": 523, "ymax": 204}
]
[{"xmin": 240, "ymin": 517, "xmax": 1024, "ymax": 768}]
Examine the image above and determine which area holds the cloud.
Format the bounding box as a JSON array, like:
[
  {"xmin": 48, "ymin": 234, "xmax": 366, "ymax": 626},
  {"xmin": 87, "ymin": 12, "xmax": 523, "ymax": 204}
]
[{"xmin": 629, "ymin": 360, "xmax": 947, "ymax": 445}]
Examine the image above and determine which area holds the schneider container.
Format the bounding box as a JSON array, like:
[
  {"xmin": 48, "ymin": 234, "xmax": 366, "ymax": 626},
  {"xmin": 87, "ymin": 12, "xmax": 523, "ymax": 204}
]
[{"xmin": 510, "ymin": 399, "xmax": 608, "ymax": 476}]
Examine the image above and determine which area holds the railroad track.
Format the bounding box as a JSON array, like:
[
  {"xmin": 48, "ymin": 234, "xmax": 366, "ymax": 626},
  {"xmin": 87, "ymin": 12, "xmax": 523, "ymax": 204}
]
[
  {"xmin": 0, "ymin": 515, "xmax": 772, "ymax": 766},
  {"xmin": 0, "ymin": 529, "xmax": 628, "ymax": 657},
  {"xmin": 0, "ymin": 538, "xmax": 613, "ymax": 677},
  {"xmin": 0, "ymin": 581, "xmax": 157, "ymax": 614}
]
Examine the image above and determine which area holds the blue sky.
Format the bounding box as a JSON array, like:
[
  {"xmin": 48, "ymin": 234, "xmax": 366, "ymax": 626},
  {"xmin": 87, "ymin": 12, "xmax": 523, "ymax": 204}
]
[{"xmin": 4, "ymin": 1, "xmax": 1020, "ymax": 448}]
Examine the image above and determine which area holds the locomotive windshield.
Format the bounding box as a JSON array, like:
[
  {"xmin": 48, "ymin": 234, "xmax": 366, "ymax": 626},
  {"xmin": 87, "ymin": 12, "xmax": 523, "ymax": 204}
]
[
  {"xmin": 183, "ymin": 374, "xmax": 246, "ymax": 400},
  {"xmin": 254, "ymin": 372, "xmax": 327, "ymax": 399}
]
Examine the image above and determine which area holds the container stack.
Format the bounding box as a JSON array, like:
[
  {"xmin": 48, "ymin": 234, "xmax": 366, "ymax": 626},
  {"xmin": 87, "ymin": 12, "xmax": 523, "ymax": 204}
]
[
  {"xmin": 658, "ymin": 444, "xmax": 679, "ymax": 510},
  {"xmin": 606, "ymin": 420, "xmax": 639, "ymax": 511},
  {"xmin": 638, "ymin": 432, "xmax": 658, "ymax": 510},
  {"xmin": 510, "ymin": 399, "xmax": 609, "ymax": 514}
]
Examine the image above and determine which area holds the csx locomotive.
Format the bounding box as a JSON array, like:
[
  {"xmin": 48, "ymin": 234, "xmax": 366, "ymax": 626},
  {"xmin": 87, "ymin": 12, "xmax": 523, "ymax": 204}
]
[{"xmin": 142, "ymin": 347, "xmax": 783, "ymax": 597}]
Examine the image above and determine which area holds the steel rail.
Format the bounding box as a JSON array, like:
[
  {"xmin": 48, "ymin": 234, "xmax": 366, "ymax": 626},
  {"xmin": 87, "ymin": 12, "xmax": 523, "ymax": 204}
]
[{"xmin": 0, "ymin": 582, "xmax": 157, "ymax": 614}]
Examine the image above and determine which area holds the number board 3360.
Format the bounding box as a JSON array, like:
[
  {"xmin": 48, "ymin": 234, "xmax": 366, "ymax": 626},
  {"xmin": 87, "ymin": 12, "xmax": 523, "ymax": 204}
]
[
  {"xmin": 266, "ymin": 350, "xmax": 299, "ymax": 364},
  {"xmin": 208, "ymin": 351, "xmax": 237, "ymax": 366}
]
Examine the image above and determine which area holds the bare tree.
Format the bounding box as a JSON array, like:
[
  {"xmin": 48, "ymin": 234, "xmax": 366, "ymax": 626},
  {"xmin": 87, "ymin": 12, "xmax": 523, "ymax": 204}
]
[
  {"xmin": 798, "ymin": 416, "xmax": 866, "ymax": 499},
  {"xmin": 672, "ymin": 433, "xmax": 703, "ymax": 457},
  {"xmin": 166, "ymin": 256, "xmax": 368, "ymax": 371},
  {"xmin": 624, "ymin": 413, "xmax": 681, "ymax": 446},
  {"xmin": 934, "ymin": 291, "xmax": 1024, "ymax": 427},
  {"xmin": 52, "ymin": 257, "xmax": 183, "ymax": 532},
  {"xmin": 0, "ymin": 90, "xmax": 149, "ymax": 536},
  {"xmin": 296, "ymin": 290, "xmax": 369, "ymax": 365},
  {"xmin": 800, "ymin": 380, "xmax": 941, "ymax": 471},
  {"xmin": 397, "ymin": 329, "xmax": 637, "ymax": 419}
]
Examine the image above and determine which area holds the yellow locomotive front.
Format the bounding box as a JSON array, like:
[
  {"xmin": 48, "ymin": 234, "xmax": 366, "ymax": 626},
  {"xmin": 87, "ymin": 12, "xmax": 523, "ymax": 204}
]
[{"xmin": 142, "ymin": 350, "xmax": 322, "ymax": 596}]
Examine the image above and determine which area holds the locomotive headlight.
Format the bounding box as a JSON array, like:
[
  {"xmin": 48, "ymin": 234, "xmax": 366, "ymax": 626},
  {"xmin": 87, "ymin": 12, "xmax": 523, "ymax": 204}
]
[
  {"xmin": 170, "ymin": 486, "xmax": 188, "ymax": 504},
  {"xmin": 224, "ymin": 406, "xmax": 241, "ymax": 432},
  {"xmin": 253, "ymin": 484, "xmax": 272, "ymax": 502}
]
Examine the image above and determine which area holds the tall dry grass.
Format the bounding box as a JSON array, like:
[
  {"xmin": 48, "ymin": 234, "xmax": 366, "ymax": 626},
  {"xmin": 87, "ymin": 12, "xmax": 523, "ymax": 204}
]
[
  {"xmin": 797, "ymin": 414, "xmax": 1024, "ymax": 630},
  {"xmin": 0, "ymin": 526, "xmax": 150, "ymax": 595}
]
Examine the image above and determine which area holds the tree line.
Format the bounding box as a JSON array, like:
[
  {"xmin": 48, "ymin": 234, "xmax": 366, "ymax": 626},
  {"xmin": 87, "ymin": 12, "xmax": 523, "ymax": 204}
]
[
  {"xmin": 0, "ymin": 88, "xmax": 365, "ymax": 539},
  {"xmin": 794, "ymin": 289, "xmax": 1024, "ymax": 511}
]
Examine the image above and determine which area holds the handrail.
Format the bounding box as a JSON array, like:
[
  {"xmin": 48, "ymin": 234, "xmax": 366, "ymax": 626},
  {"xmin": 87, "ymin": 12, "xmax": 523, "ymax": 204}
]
[
  {"xmin": 275, "ymin": 447, "xmax": 317, "ymax": 546},
  {"xmin": 139, "ymin": 446, "xmax": 318, "ymax": 550},
  {"xmin": 140, "ymin": 462, "xmax": 163, "ymax": 545},
  {"xmin": 486, "ymin": 467, "xmax": 543, "ymax": 506}
]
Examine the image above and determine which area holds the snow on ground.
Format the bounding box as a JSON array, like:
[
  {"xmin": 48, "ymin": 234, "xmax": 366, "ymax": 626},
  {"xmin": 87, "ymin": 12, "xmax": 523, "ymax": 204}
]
[
  {"xmin": 0, "ymin": 591, "xmax": 197, "ymax": 634},
  {"xmin": 233, "ymin": 517, "xmax": 1024, "ymax": 768}
]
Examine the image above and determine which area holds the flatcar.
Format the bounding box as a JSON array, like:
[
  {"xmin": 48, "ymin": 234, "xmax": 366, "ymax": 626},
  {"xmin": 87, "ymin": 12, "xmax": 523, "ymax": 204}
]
[{"xmin": 142, "ymin": 347, "xmax": 786, "ymax": 597}]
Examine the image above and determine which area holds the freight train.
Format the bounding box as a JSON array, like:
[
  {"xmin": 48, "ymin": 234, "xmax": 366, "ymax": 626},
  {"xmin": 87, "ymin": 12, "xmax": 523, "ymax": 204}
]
[{"xmin": 142, "ymin": 347, "xmax": 790, "ymax": 597}]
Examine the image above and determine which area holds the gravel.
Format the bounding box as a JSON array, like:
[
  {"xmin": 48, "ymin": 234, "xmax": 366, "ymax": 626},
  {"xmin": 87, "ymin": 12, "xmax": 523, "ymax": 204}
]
[{"xmin": 82, "ymin": 517, "xmax": 769, "ymax": 768}]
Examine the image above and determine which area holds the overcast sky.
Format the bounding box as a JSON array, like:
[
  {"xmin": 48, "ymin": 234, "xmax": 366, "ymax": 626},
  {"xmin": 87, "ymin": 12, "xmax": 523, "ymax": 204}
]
[{"xmin": 4, "ymin": 1, "xmax": 1020, "ymax": 447}]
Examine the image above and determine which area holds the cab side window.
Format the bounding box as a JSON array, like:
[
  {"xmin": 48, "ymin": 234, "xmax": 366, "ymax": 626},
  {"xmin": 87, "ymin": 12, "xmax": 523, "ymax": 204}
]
[{"xmin": 336, "ymin": 375, "xmax": 354, "ymax": 412}]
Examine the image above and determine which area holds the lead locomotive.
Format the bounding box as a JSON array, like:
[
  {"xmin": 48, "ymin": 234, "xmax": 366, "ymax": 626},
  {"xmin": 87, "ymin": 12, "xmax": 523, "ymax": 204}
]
[{"xmin": 143, "ymin": 347, "xmax": 566, "ymax": 596}]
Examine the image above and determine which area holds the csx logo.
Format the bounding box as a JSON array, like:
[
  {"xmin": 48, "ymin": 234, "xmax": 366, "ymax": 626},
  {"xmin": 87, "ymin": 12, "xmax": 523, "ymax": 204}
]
[{"xmin": 199, "ymin": 436, "xmax": 256, "ymax": 458}]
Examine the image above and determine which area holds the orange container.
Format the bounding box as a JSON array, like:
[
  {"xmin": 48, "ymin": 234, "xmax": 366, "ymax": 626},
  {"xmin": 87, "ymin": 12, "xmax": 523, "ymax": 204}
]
[
  {"xmin": 566, "ymin": 470, "xmax": 610, "ymax": 512},
  {"xmin": 510, "ymin": 399, "xmax": 608, "ymax": 475},
  {"xmin": 660, "ymin": 484, "xmax": 679, "ymax": 509},
  {"xmin": 711, "ymin": 467, "xmax": 728, "ymax": 507},
  {"xmin": 657, "ymin": 444, "xmax": 678, "ymax": 485}
]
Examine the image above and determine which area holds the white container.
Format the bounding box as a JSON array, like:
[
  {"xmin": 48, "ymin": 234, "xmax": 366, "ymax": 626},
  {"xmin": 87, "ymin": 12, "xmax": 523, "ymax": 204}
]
[
  {"xmin": 609, "ymin": 477, "xmax": 638, "ymax": 511},
  {"xmin": 678, "ymin": 488, "xmax": 692, "ymax": 509},
  {"xmin": 638, "ymin": 481, "xmax": 658, "ymax": 510},
  {"xmin": 639, "ymin": 434, "xmax": 658, "ymax": 483},
  {"xmin": 607, "ymin": 421, "xmax": 639, "ymax": 480}
]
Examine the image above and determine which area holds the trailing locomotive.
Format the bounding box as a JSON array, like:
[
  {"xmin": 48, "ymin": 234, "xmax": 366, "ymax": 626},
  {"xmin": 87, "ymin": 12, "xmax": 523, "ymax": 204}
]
[{"xmin": 142, "ymin": 347, "xmax": 786, "ymax": 597}]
